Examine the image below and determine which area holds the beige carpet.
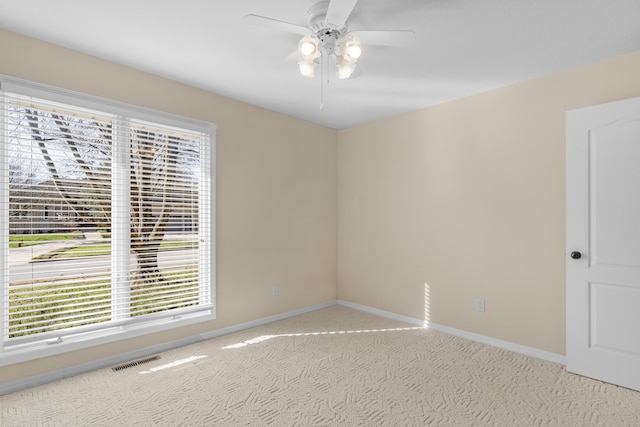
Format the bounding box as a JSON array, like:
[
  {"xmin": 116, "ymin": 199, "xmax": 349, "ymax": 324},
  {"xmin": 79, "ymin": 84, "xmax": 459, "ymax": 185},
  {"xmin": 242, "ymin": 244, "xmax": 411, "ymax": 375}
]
[{"xmin": 1, "ymin": 305, "xmax": 639, "ymax": 426}]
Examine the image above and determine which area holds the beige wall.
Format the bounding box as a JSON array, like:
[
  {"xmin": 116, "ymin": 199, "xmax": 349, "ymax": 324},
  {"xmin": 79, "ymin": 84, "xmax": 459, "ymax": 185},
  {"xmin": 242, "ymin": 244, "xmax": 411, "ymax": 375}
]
[
  {"xmin": 338, "ymin": 50, "xmax": 640, "ymax": 355},
  {"xmin": 0, "ymin": 29, "xmax": 338, "ymax": 382}
]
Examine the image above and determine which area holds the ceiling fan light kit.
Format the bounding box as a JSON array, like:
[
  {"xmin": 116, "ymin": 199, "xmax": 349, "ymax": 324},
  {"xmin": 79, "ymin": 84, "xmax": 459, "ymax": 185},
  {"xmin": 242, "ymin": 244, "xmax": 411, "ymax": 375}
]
[
  {"xmin": 297, "ymin": 32, "xmax": 362, "ymax": 79},
  {"xmin": 298, "ymin": 35, "xmax": 321, "ymax": 77},
  {"xmin": 335, "ymin": 35, "xmax": 362, "ymax": 79},
  {"xmin": 244, "ymin": 0, "xmax": 414, "ymax": 82}
]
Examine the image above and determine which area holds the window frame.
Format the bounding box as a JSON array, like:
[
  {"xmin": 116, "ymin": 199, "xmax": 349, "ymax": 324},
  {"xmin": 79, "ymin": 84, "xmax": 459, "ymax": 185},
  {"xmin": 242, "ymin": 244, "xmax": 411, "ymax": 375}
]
[{"xmin": 0, "ymin": 76, "xmax": 216, "ymax": 367}]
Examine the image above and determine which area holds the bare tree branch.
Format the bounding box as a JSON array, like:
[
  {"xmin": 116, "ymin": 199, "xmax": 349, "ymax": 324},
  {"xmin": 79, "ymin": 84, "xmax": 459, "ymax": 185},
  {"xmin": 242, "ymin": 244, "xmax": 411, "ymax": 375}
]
[
  {"xmin": 25, "ymin": 109, "xmax": 104, "ymax": 225},
  {"xmin": 23, "ymin": 109, "xmax": 193, "ymax": 288}
]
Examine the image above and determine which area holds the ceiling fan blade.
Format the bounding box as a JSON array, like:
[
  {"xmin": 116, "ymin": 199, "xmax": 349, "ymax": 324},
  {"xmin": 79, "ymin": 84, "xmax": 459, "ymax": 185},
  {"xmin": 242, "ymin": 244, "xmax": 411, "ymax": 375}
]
[
  {"xmin": 326, "ymin": 0, "xmax": 359, "ymax": 27},
  {"xmin": 348, "ymin": 30, "xmax": 415, "ymax": 47},
  {"xmin": 282, "ymin": 51, "xmax": 298, "ymax": 64},
  {"xmin": 243, "ymin": 14, "xmax": 309, "ymax": 36}
]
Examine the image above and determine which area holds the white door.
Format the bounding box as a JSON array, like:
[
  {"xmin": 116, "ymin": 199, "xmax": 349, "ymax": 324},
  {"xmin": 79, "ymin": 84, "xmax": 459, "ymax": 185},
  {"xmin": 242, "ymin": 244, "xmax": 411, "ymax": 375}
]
[{"xmin": 566, "ymin": 96, "xmax": 640, "ymax": 392}]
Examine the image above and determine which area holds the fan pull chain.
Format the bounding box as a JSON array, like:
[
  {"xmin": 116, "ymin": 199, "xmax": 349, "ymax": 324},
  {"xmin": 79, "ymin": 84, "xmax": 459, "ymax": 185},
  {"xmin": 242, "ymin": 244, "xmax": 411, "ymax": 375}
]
[
  {"xmin": 320, "ymin": 51, "xmax": 325, "ymax": 110},
  {"xmin": 319, "ymin": 50, "xmax": 332, "ymax": 111}
]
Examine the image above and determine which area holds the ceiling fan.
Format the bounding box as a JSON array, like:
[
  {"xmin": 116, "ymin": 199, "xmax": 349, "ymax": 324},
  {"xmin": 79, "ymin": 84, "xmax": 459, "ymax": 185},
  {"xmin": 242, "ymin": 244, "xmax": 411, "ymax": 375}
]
[{"xmin": 244, "ymin": 0, "xmax": 415, "ymax": 80}]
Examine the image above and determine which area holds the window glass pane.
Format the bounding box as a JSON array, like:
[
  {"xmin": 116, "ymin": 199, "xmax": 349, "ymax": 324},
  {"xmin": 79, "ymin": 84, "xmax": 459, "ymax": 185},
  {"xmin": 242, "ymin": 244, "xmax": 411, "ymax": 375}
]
[
  {"xmin": 7, "ymin": 99, "xmax": 113, "ymax": 339},
  {"xmin": 128, "ymin": 121, "xmax": 201, "ymax": 317}
]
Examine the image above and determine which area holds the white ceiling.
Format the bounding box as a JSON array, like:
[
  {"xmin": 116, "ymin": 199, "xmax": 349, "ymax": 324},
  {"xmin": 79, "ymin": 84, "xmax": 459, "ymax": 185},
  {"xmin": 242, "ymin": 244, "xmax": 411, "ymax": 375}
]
[{"xmin": 1, "ymin": 0, "xmax": 639, "ymax": 129}]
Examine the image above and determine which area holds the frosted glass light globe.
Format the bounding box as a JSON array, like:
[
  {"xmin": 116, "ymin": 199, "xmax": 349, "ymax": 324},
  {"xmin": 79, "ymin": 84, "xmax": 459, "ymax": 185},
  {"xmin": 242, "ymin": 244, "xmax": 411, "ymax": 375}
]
[
  {"xmin": 300, "ymin": 41, "xmax": 317, "ymax": 56},
  {"xmin": 347, "ymin": 44, "xmax": 362, "ymax": 59}
]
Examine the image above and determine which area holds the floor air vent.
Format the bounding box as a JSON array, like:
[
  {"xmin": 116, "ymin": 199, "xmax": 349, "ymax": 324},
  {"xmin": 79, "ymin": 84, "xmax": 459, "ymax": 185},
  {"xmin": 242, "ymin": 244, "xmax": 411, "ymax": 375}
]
[{"xmin": 112, "ymin": 355, "xmax": 161, "ymax": 372}]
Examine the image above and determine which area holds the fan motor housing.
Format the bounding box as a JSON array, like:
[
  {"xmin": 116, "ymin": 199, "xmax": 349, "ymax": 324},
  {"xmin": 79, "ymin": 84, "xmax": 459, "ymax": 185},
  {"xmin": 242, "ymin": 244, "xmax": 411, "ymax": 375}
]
[
  {"xmin": 308, "ymin": 1, "xmax": 347, "ymax": 33},
  {"xmin": 308, "ymin": 0, "xmax": 346, "ymax": 54}
]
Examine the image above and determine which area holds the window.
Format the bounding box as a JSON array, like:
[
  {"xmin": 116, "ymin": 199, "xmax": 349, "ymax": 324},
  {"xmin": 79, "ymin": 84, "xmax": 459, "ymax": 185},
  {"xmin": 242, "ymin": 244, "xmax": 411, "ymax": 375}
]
[{"xmin": 0, "ymin": 77, "xmax": 215, "ymax": 365}]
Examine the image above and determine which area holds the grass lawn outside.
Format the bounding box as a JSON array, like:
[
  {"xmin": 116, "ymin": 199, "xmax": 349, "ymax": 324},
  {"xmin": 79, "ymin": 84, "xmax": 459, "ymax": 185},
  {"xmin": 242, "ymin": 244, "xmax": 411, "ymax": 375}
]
[
  {"xmin": 9, "ymin": 268, "xmax": 199, "ymax": 338},
  {"xmin": 33, "ymin": 240, "xmax": 198, "ymax": 260},
  {"xmin": 8, "ymin": 233, "xmax": 201, "ymax": 338},
  {"xmin": 9, "ymin": 231, "xmax": 84, "ymax": 248}
]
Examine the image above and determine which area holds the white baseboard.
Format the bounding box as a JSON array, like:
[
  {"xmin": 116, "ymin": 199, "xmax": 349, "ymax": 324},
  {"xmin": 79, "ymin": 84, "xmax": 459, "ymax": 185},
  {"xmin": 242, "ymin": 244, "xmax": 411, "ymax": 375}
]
[
  {"xmin": 2, "ymin": 299, "xmax": 565, "ymax": 396},
  {"xmin": 338, "ymin": 300, "xmax": 426, "ymax": 327},
  {"xmin": 197, "ymin": 301, "xmax": 337, "ymax": 341},
  {"xmin": 337, "ymin": 300, "xmax": 566, "ymax": 365},
  {"xmin": 0, "ymin": 301, "xmax": 337, "ymax": 396}
]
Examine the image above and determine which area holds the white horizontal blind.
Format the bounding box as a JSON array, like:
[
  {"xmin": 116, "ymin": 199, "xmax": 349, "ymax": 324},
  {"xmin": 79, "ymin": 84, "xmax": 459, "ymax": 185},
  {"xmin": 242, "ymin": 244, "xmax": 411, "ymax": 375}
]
[
  {"xmin": 6, "ymin": 96, "xmax": 114, "ymax": 340},
  {"xmin": 127, "ymin": 120, "xmax": 203, "ymax": 318},
  {"xmin": 1, "ymin": 85, "xmax": 213, "ymax": 352}
]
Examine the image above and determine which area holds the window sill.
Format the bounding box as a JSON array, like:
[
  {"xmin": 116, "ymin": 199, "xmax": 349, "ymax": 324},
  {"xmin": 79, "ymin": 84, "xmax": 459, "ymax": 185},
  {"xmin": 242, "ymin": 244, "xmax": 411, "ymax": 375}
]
[{"xmin": 0, "ymin": 308, "xmax": 215, "ymax": 368}]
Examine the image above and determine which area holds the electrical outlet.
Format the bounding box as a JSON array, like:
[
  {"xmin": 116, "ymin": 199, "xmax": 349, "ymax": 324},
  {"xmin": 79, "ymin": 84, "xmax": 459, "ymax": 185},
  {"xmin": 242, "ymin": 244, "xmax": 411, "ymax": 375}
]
[
  {"xmin": 476, "ymin": 298, "xmax": 485, "ymax": 312},
  {"xmin": 272, "ymin": 285, "xmax": 280, "ymax": 297}
]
